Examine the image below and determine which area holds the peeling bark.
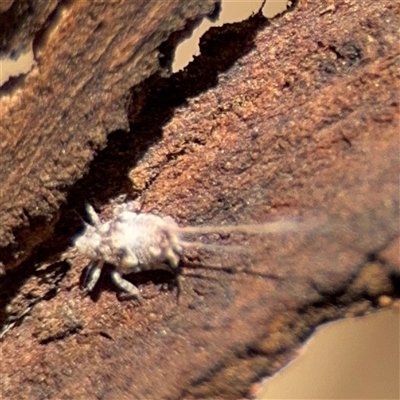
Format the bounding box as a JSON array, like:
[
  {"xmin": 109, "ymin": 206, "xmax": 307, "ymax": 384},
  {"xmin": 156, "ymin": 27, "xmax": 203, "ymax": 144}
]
[{"xmin": 0, "ymin": 0, "xmax": 219, "ymax": 270}]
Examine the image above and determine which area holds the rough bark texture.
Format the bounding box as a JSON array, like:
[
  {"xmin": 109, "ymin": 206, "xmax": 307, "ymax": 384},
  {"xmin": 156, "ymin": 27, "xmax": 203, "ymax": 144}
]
[
  {"xmin": 1, "ymin": 0, "xmax": 399, "ymax": 399},
  {"xmin": 0, "ymin": 0, "xmax": 58, "ymax": 54},
  {"xmin": 0, "ymin": 0, "xmax": 219, "ymax": 271}
]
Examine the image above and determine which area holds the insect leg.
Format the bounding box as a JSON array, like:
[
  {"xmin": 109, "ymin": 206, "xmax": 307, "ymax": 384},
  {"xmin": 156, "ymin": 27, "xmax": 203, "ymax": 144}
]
[
  {"xmin": 82, "ymin": 260, "xmax": 103, "ymax": 295},
  {"xmin": 85, "ymin": 204, "xmax": 101, "ymax": 227},
  {"xmin": 110, "ymin": 269, "xmax": 142, "ymax": 302},
  {"xmin": 164, "ymin": 252, "xmax": 183, "ymax": 301}
]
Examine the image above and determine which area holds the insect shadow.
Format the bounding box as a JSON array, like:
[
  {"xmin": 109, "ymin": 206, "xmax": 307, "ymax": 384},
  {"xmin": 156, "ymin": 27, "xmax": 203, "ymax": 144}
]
[{"xmin": 79, "ymin": 262, "xmax": 179, "ymax": 302}]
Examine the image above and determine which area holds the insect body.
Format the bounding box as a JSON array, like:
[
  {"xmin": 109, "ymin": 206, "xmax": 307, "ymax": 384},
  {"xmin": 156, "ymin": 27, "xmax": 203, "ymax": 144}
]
[
  {"xmin": 74, "ymin": 202, "xmax": 301, "ymax": 301},
  {"xmin": 74, "ymin": 203, "xmax": 184, "ymax": 300}
]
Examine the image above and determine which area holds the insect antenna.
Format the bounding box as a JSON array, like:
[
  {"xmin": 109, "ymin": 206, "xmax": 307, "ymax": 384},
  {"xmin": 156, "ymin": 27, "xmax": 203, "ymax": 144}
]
[{"xmin": 177, "ymin": 219, "xmax": 302, "ymax": 236}]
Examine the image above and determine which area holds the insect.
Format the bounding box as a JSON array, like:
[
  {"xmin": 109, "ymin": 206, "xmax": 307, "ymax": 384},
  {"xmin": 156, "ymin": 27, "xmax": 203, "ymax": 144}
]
[{"xmin": 74, "ymin": 202, "xmax": 303, "ymax": 301}]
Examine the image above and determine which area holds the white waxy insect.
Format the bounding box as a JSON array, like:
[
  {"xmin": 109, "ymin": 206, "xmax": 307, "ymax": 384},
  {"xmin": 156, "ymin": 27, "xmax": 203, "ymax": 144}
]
[{"xmin": 74, "ymin": 202, "xmax": 302, "ymax": 301}]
